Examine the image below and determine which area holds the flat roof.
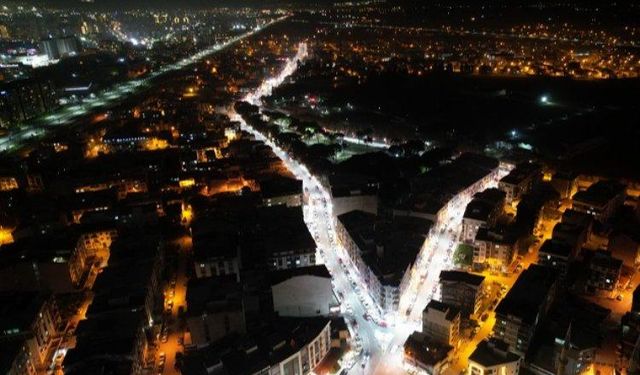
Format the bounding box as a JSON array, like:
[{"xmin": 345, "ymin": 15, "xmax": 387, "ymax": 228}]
[
  {"xmin": 338, "ymin": 210, "xmax": 432, "ymax": 286},
  {"xmin": 539, "ymin": 239, "xmax": 573, "ymax": 258},
  {"xmin": 259, "ymin": 176, "xmax": 302, "ymax": 199},
  {"xmin": 495, "ymin": 265, "xmax": 557, "ymax": 325},
  {"xmin": 400, "ymin": 153, "xmax": 499, "ymax": 216},
  {"xmin": 425, "ymin": 300, "xmax": 460, "ymax": 321},
  {"xmin": 328, "ymin": 173, "xmax": 379, "ymax": 198},
  {"xmin": 269, "ymin": 265, "xmax": 331, "ymax": 286},
  {"xmin": 439, "ymin": 270, "xmax": 485, "ymax": 286},
  {"xmin": 469, "ymin": 339, "xmax": 520, "ymax": 367},
  {"xmin": 500, "ymin": 162, "xmax": 541, "ymax": 186},
  {"xmin": 573, "ymin": 180, "xmax": 626, "ymax": 207},
  {"xmin": 404, "ymin": 332, "xmax": 452, "ymax": 367}
]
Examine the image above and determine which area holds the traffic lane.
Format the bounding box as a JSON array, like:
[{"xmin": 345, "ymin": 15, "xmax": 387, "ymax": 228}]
[{"xmin": 304, "ymin": 191, "xmax": 382, "ymax": 374}]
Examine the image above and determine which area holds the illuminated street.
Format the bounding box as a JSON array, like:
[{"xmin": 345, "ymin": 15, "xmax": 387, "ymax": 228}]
[
  {"xmin": 225, "ymin": 43, "xmax": 389, "ymax": 374},
  {"xmin": 156, "ymin": 237, "xmax": 191, "ymax": 375},
  {"xmin": 1, "ymin": 3, "xmax": 638, "ymax": 375},
  {"xmin": 0, "ymin": 16, "xmax": 288, "ymax": 153},
  {"xmin": 227, "ymin": 41, "xmax": 513, "ymax": 374}
]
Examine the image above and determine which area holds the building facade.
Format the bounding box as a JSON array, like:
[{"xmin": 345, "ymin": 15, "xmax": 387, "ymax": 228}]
[{"xmin": 439, "ymin": 270, "xmax": 485, "ymax": 318}]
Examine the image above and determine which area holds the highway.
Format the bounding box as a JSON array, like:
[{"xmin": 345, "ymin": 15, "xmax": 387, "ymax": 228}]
[{"xmin": 0, "ymin": 15, "xmax": 289, "ymax": 154}]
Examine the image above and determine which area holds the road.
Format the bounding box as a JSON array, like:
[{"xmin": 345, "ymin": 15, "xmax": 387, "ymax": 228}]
[
  {"xmin": 0, "ymin": 15, "xmax": 289, "ymax": 154},
  {"xmin": 225, "ymin": 41, "xmax": 391, "ymax": 373},
  {"xmin": 231, "ymin": 41, "xmax": 513, "ymax": 374},
  {"xmin": 156, "ymin": 235, "xmax": 191, "ymax": 375}
]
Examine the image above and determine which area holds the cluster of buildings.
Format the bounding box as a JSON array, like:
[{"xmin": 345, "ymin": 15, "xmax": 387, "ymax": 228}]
[
  {"xmin": 0, "ymin": 78, "xmax": 59, "ymax": 129},
  {"xmin": 0, "ymin": 24, "xmax": 353, "ymax": 375},
  {"xmin": 403, "ymin": 266, "xmax": 529, "ymax": 375},
  {"xmin": 299, "ymin": 5, "xmax": 640, "ymax": 82},
  {"xmin": 401, "ymin": 157, "xmax": 640, "ymax": 375},
  {"xmin": 336, "ymin": 210, "xmax": 432, "ymax": 313}
]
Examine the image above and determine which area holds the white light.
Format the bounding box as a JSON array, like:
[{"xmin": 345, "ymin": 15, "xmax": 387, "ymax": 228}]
[{"xmin": 540, "ymin": 95, "xmax": 549, "ymax": 104}]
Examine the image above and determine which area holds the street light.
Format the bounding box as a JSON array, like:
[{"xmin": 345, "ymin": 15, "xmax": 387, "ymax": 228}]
[{"xmin": 540, "ymin": 95, "xmax": 549, "ymax": 104}]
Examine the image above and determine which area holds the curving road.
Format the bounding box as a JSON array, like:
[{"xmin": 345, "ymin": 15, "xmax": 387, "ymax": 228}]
[{"xmin": 229, "ymin": 41, "xmax": 512, "ymax": 374}]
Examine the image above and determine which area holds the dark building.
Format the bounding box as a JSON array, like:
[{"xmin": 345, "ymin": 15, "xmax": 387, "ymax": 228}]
[
  {"xmin": 537, "ymin": 240, "xmax": 575, "ymax": 280},
  {"xmin": 494, "ymin": 264, "xmax": 558, "ymax": 356},
  {"xmin": 439, "ymin": 270, "xmax": 485, "ymax": 318},
  {"xmin": 0, "ymin": 79, "xmax": 58, "ymax": 128},
  {"xmin": 572, "ymin": 180, "xmax": 626, "ymax": 223},
  {"xmin": 498, "ymin": 162, "xmax": 542, "ymax": 204},
  {"xmin": 39, "ymin": 36, "xmax": 82, "ymax": 60}
]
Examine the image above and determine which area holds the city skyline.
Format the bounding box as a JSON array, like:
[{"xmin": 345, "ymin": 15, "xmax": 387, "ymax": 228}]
[{"xmin": 0, "ymin": 1, "xmax": 639, "ymax": 375}]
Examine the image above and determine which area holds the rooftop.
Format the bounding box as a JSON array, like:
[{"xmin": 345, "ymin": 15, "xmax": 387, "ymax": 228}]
[
  {"xmin": 338, "ymin": 210, "xmax": 432, "ymax": 286},
  {"xmin": 539, "ymin": 239, "xmax": 573, "ymax": 259},
  {"xmin": 475, "ymin": 226, "xmax": 518, "ymax": 245},
  {"xmin": 186, "ymin": 275, "xmax": 243, "ymax": 316},
  {"xmin": 404, "ymin": 332, "xmax": 452, "ymax": 367},
  {"xmin": 424, "ymin": 300, "xmax": 460, "ymax": 322},
  {"xmin": 573, "ymin": 180, "xmax": 626, "ymax": 207},
  {"xmin": 589, "ymin": 250, "xmax": 623, "ymax": 270},
  {"xmin": 269, "ymin": 265, "xmax": 331, "ymax": 286},
  {"xmin": 469, "ymin": 339, "xmax": 520, "ymax": 367},
  {"xmin": 182, "ymin": 317, "xmax": 331, "ymax": 375},
  {"xmin": 63, "ymin": 310, "xmax": 145, "ymax": 374},
  {"xmin": 464, "ymin": 188, "xmax": 506, "ymax": 221},
  {"xmin": 259, "ymin": 176, "xmax": 302, "ymax": 200},
  {"xmin": 500, "ymin": 162, "xmax": 541, "ymax": 186},
  {"xmin": 328, "ymin": 173, "xmax": 379, "ymax": 198},
  {"xmin": 561, "ymin": 209, "xmax": 593, "ymax": 227},
  {"xmin": 439, "ymin": 270, "xmax": 485, "ymax": 286},
  {"xmin": 400, "ymin": 153, "xmax": 499, "ymax": 216},
  {"xmin": 495, "ymin": 264, "xmax": 557, "ymax": 325}
]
